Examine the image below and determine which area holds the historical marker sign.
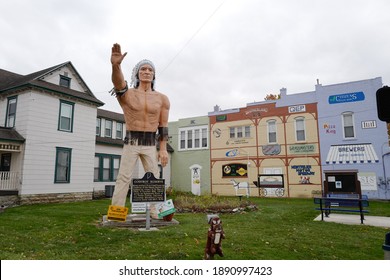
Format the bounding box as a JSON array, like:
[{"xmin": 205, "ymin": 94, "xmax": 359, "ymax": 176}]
[{"xmin": 131, "ymin": 172, "xmax": 165, "ymax": 203}]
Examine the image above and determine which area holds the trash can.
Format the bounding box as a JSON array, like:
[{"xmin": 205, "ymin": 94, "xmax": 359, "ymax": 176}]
[
  {"xmin": 383, "ymin": 232, "xmax": 390, "ymax": 260},
  {"xmin": 105, "ymin": 185, "xmax": 115, "ymax": 198}
]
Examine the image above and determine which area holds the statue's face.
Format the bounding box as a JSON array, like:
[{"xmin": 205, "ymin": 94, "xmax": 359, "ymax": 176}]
[{"xmin": 138, "ymin": 64, "xmax": 155, "ymax": 83}]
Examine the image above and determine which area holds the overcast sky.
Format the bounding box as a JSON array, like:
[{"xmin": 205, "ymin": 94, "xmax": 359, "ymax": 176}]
[{"xmin": 1, "ymin": 0, "xmax": 389, "ymax": 121}]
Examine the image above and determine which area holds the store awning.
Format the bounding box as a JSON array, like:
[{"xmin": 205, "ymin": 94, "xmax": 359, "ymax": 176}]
[{"xmin": 325, "ymin": 144, "xmax": 379, "ymax": 164}]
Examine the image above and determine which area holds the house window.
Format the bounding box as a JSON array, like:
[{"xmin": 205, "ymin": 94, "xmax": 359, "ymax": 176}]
[
  {"xmin": 94, "ymin": 157, "xmax": 99, "ymax": 181},
  {"xmin": 187, "ymin": 130, "xmax": 193, "ymax": 149},
  {"xmin": 342, "ymin": 112, "xmax": 355, "ymax": 138},
  {"xmin": 194, "ymin": 129, "xmax": 200, "ymax": 148},
  {"xmin": 244, "ymin": 126, "xmax": 251, "ymax": 138},
  {"xmin": 58, "ymin": 100, "xmax": 74, "ymax": 132},
  {"xmin": 116, "ymin": 122, "xmax": 123, "ymax": 139},
  {"xmin": 179, "ymin": 125, "xmax": 208, "ymax": 151},
  {"xmin": 295, "ymin": 117, "xmax": 306, "ymax": 141},
  {"xmin": 5, "ymin": 96, "xmax": 17, "ymax": 128},
  {"xmin": 59, "ymin": 75, "xmax": 71, "ymax": 88},
  {"xmin": 94, "ymin": 154, "xmax": 120, "ymax": 182},
  {"xmin": 237, "ymin": 127, "xmax": 243, "ymax": 138},
  {"xmin": 105, "ymin": 120, "xmax": 112, "ymax": 137},
  {"xmin": 96, "ymin": 118, "xmax": 101, "ymax": 136},
  {"xmin": 180, "ymin": 131, "xmax": 185, "ymax": 149},
  {"xmin": 229, "ymin": 127, "xmax": 235, "ymax": 138},
  {"xmin": 267, "ymin": 120, "xmax": 277, "ymax": 143},
  {"xmin": 113, "ymin": 157, "xmax": 120, "ymax": 179},
  {"xmin": 55, "ymin": 147, "xmax": 72, "ymax": 183},
  {"xmin": 202, "ymin": 128, "xmax": 207, "ymax": 148},
  {"xmin": 102, "ymin": 157, "xmax": 110, "ymax": 181},
  {"xmin": 229, "ymin": 125, "xmax": 251, "ymax": 138}
]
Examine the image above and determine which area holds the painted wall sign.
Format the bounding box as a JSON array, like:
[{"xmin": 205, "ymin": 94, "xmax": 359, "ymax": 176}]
[
  {"xmin": 289, "ymin": 144, "xmax": 316, "ymax": 154},
  {"xmin": 228, "ymin": 139, "xmax": 249, "ymax": 145},
  {"xmin": 222, "ymin": 163, "xmax": 248, "ymax": 177},
  {"xmin": 216, "ymin": 115, "xmax": 227, "ymax": 122},
  {"xmin": 326, "ymin": 144, "xmax": 379, "ymax": 164},
  {"xmin": 323, "ymin": 123, "xmax": 336, "ymax": 134},
  {"xmin": 225, "ymin": 149, "xmax": 239, "ymax": 157},
  {"xmin": 291, "ymin": 165, "xmax": 315, "ymax": 176},
  {"xmin": 245, "ymin": 108, "xmax": 268, "ymax": 118},
  {"xmin": 288, "ymin": 105, "xmax": 306, "ymax": 113},
  {"xmin": 262, "ymin": 144, "xmax": 281, "ymax": 155},
  {"xmin": 361, "ymin": 120, "xmax": 377, "ymax": 129},
  {"xmin": 213, "ymin": 128, "xmax": 221, "ymax": 138},
  {"xmin": 358, "ymin": 172, "xmax": 377, "ymax": 191},
  {"xmin": 292, "ymin": 165, "xmax": 314, "ymax": 184},
  {"xmin": 258, "ymin": 174, "xmax": 284, "ymax": 188},
  {"xmin": 328, "ymin": 91, "xmax": 365, "ymax": 104},
  {"xmin": 338, "ymin": 145, "xmax": 365, "ymax": 153}
]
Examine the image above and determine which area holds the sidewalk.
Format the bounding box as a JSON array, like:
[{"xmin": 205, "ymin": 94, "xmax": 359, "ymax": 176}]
[{"xmin": 314, "ymin": 214, "xmax": 390, "ymax": 228}]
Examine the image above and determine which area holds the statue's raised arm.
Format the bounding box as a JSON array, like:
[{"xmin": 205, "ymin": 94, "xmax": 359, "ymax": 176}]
[{"xmin": 111, "ymin": 43, "xmax": 128, "ymax": 91}]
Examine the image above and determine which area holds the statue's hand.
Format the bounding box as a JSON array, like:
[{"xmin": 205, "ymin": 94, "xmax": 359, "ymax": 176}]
[
  {"xmin": 111, "ymin": 43, "xmax": 127, "ymax": 65},
  {"xmin": 158, "ymin": 150, "xmax": 169, "ymax": 167}
]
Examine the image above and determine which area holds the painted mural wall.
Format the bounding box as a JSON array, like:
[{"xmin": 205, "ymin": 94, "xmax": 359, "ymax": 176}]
[
  {"xmin": 209, "ymin": 102, "xmax": 322, "ymax": 198},
  {"xmin": 316, "ymin": 77, "xmax": 390, "ymax": 199}
]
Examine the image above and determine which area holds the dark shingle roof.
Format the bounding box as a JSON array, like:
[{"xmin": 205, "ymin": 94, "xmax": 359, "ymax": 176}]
[
  {"xmin": 96, "ymin": 136, "xmax": 124, "ymax": 147},
  {"xmin": 0, "ymin": 62, "xmax": 104, "ymax": 106},
  {"xmin": 97, "ymin": 108, "xmax": 125, "ymax": 122},
  {"xmin": 0, "ymin": 69, "xmax": 23, "ymax": 89},
  {"xmin": 0, "ymin": 127, "xmax": 25, "ymax": 142}
]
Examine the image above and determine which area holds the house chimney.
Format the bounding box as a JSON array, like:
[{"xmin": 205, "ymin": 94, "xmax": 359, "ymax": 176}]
[
  {"xmin": 315, "ymin": 79, "xmax": 322, "ymax": 91},
  {"xmin": 280, "ymin": 88, "xmax": 287, "ymax": 97}
]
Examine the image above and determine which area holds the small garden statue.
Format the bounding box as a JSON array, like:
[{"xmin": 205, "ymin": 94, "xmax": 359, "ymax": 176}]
[{"xmin": 204, "ymin": 216, "xmax": 225, "ymax": 260}]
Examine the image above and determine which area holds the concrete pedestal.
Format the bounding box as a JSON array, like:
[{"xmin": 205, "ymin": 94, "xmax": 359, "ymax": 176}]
[{"xmin": 101, "ymin": 214, "xmax": 179, "ymax": 229}]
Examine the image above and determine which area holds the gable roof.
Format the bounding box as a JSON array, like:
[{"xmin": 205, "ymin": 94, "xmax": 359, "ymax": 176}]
[{"xmin": 0, "ymin": 62, "xmax": 104, "ymax": 106}]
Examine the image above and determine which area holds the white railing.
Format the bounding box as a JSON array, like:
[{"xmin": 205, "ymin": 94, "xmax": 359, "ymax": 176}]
[{"xmin": 0, "ymin": 171, "xmax": 20, "ymax": 191}]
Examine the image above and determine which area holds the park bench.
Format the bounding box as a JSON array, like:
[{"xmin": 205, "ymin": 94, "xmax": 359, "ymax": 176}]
[{"xmin": 314, "ymin": 193, "xmax": 369, "ymax": 224}]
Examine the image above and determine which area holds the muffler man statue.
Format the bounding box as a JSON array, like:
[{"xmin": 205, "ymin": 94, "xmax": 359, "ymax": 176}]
[{"xmin": 108, "ymin": 43, "xmax": 170, "ymax": 209}]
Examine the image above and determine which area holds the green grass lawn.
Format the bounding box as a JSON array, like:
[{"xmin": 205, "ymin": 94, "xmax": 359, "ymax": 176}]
[{"xmin": 0, "ymin": 196, "xmax": 389, "ymax": 260}]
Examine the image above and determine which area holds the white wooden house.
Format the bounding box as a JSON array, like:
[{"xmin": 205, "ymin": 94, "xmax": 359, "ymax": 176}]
[{"xmin": 0, "ymin": 62, "xmax": 104, "ymax": 204}]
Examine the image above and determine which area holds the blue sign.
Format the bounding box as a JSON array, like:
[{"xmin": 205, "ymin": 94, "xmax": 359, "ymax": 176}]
[
  {"xmin": 225, "ymin": 149, "xmax": 239, "ymax": 157},
  {"xmin": 328, "ymin": 91, "xmax": 365, "ymax": 104}
]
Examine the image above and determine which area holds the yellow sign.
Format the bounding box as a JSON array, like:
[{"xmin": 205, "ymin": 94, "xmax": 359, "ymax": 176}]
[
  {"xmin": 237, "ymin": 167, "xmax": 247, "ymax": 176},
  {"xmin": 107, "ymin": 205, "xmax": 128, "ymax": 222}
]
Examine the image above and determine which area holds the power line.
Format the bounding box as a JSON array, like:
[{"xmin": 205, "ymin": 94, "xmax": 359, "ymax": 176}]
[{"xmin": 160, "ymin": 0, "xmax": 227, "ymax": 75}]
